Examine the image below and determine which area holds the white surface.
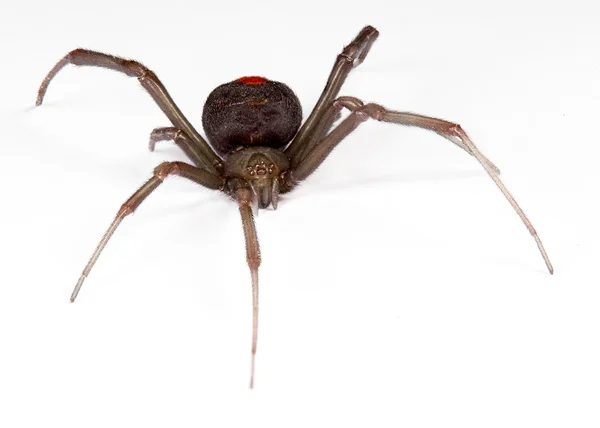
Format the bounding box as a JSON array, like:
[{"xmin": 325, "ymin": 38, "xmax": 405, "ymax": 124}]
[{"xmin": 1, "ymin": 1, "xmax": 599, "ymax": 427}]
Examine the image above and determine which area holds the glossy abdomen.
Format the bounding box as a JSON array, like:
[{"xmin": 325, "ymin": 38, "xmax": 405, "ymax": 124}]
[{"xmin": 202, "ymin": 77, "xmax": 302, "ymax": 157}]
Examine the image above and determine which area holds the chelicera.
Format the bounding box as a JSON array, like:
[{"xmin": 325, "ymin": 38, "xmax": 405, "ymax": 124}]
[{"xmin": 36, "ymin": 26, "xmax": 553, "ymax": 388}]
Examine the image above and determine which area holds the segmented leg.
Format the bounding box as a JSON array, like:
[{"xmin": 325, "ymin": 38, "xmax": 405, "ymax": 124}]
[
  {"xmin": 233, "ymin": 187, "xmax": 261, "ymax": 388},
  {"xmin": 289, "ymin": 101, "xmax": 554, "ymax": 274},
  {"xmin": 70, "ymin": 162, "xmax": 225, "ymax": 302},
  {"xmin": 306, "ymin": 96, "xmax": 500, "ymax": 174},
  {"xmin": 36, "ymin": 49, "xmax": 223, "ymax": 174},
  {"xmin": 285, "ymin": 26, "xmax": 379, "ymax": 164},
  {"xmin": 149, "ymin": 127, "xmax": 211, "ymax": 168}
]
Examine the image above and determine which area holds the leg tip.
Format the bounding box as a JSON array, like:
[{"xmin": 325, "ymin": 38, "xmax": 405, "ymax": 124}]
[{"xmin": 361, "ymin": 25, "xmax": 379, "ymax": 38}]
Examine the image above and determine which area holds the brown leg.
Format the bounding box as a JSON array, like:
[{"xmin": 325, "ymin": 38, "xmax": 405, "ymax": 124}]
[
  {"xmin": 70, "ymin": 162, "xmax": 225, "ymax": 302},
  {"xmin": 233, "ymin": 187, "xmax": 261, "ymax": 388},
  {"xmin": 284, "ymin": 26, "xmax": 379, "ymax": 164},
  {"xmin": 290, "ymin": 101, "xmax": 554, "ymax": 275},
  {"xmin": 36, "ymin": 49, "xmax": 223, "ymax": 174},
  {"xmin": 149, "ymin": 127, "xmax": 211, "ymax": 168},
  {"xmin": 290, "ymin": 97, "xmax": 350, "ymax": 166},
  {"xmin": 300, "ymin": 96, "xmax": 500, "ymax": 174}
]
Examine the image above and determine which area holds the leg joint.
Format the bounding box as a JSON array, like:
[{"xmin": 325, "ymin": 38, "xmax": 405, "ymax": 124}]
[
  {"xmin": 340, "ymin": 26, "xmax": 379, "ymax": 67},
  {"xmin": 67, "ymin": 48, "xmax": 86, "ymax": 61},
  {"xmin": 356, "ymin": 103, "xmax": 386, "ymax": 122},
  {"xmin": 279, "ymin": 170, "xmax": 296, "ymax": 191},
  {"xmin": 448, "ymin": 123, "xmax": 465, "ymax": 139},
  {"xmin": 153, "ymin": 161, "xmax": 182, "ymax": 180},
  {"xmin": 134, "ymin": 65, "xmax": 155, "ymax": 81},
  {"xmin": 235, "ymin": 187, "xmax": 254, "ymax": 206},
  {"xmin": 112, "ymin": 58, "xmax": 153, "ymax": 79},
  {"xmin": 247, "ymin": 256, "xmax": 261, "ymax": 270},
  {"xmin": 117, "ymin": 204, "xmax": 134, "ymax": 217}
]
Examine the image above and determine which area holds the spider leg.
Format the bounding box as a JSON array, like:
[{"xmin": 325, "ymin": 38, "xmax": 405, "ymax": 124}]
[
  {"xmin": 285, "ymin": 26, "xmax": 379, "ymax": 164},
  {"xmin": 290, "ymin": 97, "xmax": 351, "ymax": 166},
  {"xmin": 149, "ymin": 127, "xmax": 212, "ymax": 168},
  {"xmin": 232, "ymin": 186, "xmax": 261, "ymax": 388},
  {"xmin": 289, "ymin": 101, "xmax": 554, "ymax": 274},
  {"xmin": 299, "ymin": 96, "xmax": 501, "ymax": 174},
  {"xmin": 36, "ymin": 49, "xmax": 223, "ymax": 175},
  {"xmin": 70, "ymin": 162, "xmax": 225, "ymax": 302}
]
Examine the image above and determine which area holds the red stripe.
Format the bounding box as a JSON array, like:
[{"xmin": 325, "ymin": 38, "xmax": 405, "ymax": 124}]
[{"xmin": 237, "ymin": 76, "xmax": 267, "ymax": 85}]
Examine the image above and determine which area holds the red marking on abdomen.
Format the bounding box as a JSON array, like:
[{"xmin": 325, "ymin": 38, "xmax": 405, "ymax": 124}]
[{"xmin": 238, "ymin": 76, "xmax": 268, "ymax": 85}]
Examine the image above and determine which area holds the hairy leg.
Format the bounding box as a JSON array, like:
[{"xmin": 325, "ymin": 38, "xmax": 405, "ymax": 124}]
[
  {"xmin": 36, "ymin": 49, "xmax": 223, "ymax": 174},
  {"xmin": 149, "ymin": 127, "xmax": 212, "ymax": 168},
  {"xmin": 289, "ymin": 101, "xmax": 553, "ymax": 274},
  {"xmin": 284, "ymin": 26, "xmax": 379, "ymax": 164},
  {"xmin": 70, "ymin": 162, "xmax": 225, "ymax": 302},
  {"xmin": 232, "ymin": 186, "xmax": 261, "ymax": 388},
  {"xmin": 298, "ymin": 96, "xmax": 500, "ymax": 174}
]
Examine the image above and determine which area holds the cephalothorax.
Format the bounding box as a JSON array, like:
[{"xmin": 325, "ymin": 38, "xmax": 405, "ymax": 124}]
[{"xmin": 36, "ymin": 26, "xmax": 553, "ymax": 388}]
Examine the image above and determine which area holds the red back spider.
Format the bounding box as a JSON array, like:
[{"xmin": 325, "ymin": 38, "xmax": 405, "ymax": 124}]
[{"xmin": 36, "ymin": 25, "xmax": 553, "ymax": 388}]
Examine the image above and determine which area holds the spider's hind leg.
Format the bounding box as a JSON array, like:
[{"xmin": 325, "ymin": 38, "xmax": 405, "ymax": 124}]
[{"xmin": 290, "ymin": 99, "xmax": 553, "ymax": 274}]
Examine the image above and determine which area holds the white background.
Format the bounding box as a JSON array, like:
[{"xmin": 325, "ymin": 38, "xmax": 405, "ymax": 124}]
[{"xmin": 1, "ymin": 1, "xmax": 599, "ymax": 427}]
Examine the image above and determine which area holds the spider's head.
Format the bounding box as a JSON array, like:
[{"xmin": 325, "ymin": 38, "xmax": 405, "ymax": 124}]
[
  {"xmin": 202, "ymin": 77, "xmax": 302, "ymax": 157},
  {"xmin": 224, "ymin": 146, "xmax": 290, "ymax": 209}
]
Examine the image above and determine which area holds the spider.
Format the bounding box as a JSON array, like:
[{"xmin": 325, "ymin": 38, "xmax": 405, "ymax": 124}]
[{"xmin": 36, "ymin": 25, "xmax": 553, "ymax": 388}]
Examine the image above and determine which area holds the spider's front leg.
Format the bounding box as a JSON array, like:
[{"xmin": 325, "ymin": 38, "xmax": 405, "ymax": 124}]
[
  {"xmin": 287, "ymin": 99, "xmax": 554, "ymax": 274},
  {"xmin": 230, "ymin": 184, "xmax": 261, "ymax": 388},
  {"xmin": 36, "ymin": 49, "xmax": 223, "ymax": 175},
  {"xmin": 70, "ymin": 162, "xmax": 225, "ymax": 302},
  {"xmin": 285, "ymin": 25, "xmax": 379, "ymax": 164}
]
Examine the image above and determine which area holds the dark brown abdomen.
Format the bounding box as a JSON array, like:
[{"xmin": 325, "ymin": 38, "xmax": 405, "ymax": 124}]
[{"xmin": 202, "ymin": 77, "xmax": 302, "ymax": 157}]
